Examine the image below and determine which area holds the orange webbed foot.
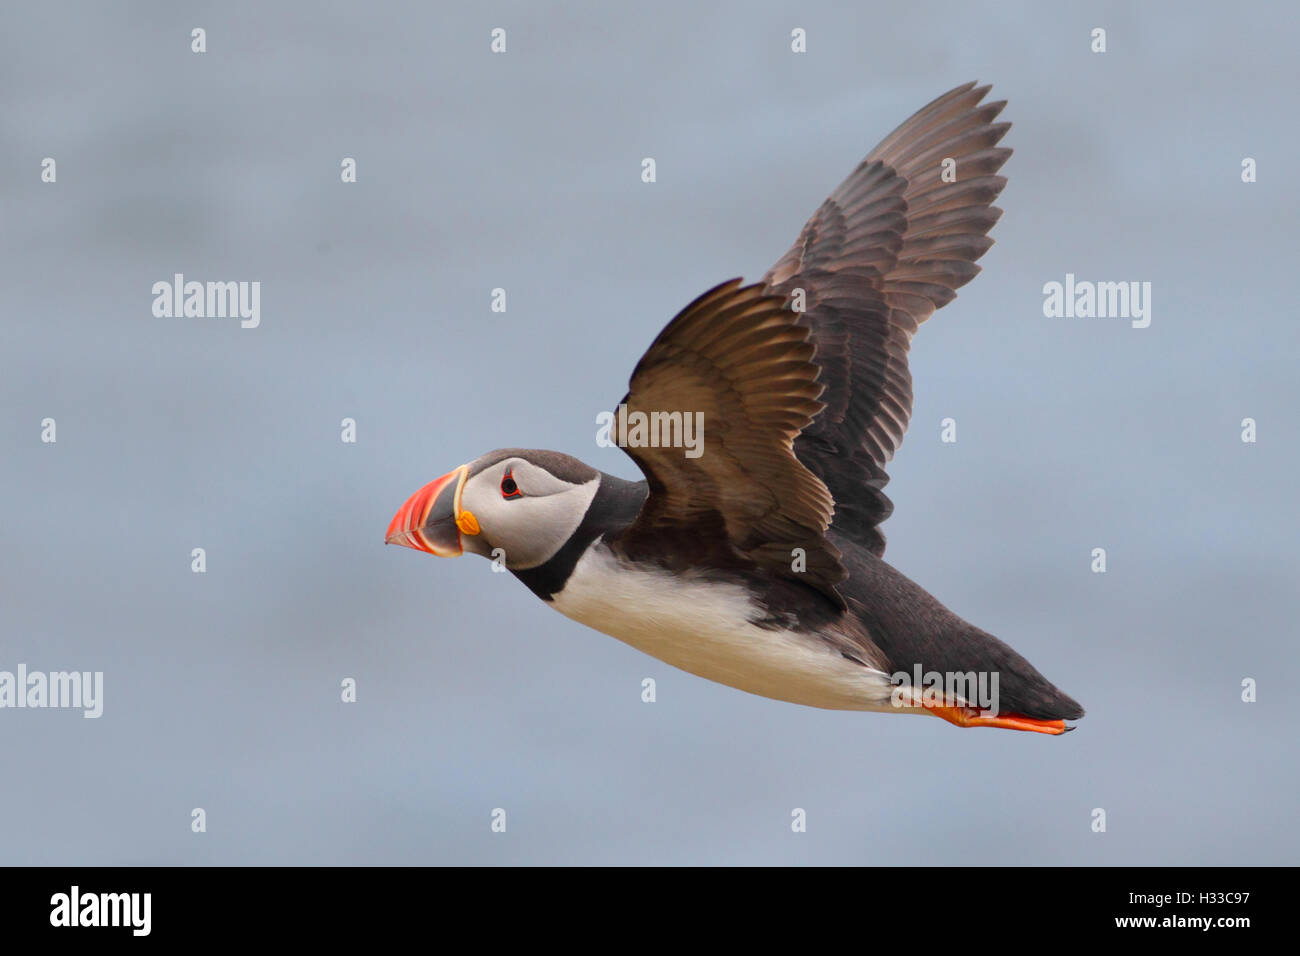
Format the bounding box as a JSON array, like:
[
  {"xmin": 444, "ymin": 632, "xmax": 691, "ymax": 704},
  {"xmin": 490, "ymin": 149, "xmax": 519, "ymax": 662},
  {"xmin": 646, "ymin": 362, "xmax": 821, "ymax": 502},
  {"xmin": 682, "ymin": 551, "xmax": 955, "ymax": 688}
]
[{"xmin": 923, "ymin": 703, "xmax": 1071, "ymax": 736}]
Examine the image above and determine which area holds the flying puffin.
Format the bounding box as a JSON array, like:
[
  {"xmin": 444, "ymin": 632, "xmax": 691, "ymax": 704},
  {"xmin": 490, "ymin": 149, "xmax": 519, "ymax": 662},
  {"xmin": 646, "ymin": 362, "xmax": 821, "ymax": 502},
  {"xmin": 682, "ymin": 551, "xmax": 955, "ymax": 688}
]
[{"xmin": 387, "ymin": 82, "xmax": 1084, "ymax": 735}]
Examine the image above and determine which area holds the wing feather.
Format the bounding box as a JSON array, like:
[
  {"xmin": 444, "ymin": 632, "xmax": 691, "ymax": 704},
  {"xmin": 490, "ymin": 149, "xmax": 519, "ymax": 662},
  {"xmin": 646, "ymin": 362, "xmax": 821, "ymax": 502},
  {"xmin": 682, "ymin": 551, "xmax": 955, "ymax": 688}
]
[
  {"xmin": 610, "ymin": 280, "xmax": 846, "ymax": 605},
  {"xmin": 764, "ymin": 81, "xmax": 1012, "ymax": 554}
]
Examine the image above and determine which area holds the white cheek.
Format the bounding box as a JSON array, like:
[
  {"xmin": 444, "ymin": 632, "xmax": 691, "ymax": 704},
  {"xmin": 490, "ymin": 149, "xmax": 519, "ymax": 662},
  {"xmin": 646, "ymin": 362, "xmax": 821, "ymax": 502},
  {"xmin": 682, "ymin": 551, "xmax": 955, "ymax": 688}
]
[
  {"xmin": 462, "ymin": 477, "xmax": 599, "ymax": 568},
  {"xmin": 458, "ymin": 481, "xmax": 507, "ymax": 557}
]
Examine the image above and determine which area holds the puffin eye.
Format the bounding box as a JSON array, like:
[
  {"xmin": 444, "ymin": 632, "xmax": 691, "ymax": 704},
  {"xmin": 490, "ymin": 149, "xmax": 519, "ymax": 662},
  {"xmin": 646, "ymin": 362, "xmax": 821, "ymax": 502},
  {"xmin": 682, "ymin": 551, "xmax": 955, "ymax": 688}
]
[{"xmin": 501, "ymin": 471, "xmax": 522, "ymax": 500}]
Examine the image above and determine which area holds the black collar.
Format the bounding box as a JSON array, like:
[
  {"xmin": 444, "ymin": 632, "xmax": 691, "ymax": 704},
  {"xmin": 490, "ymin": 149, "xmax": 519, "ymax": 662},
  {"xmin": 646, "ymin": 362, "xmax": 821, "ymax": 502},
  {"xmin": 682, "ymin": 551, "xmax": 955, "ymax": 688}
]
[{"xmin": 511, "ymin": 472, "xmax": 647, "ymax": 600}]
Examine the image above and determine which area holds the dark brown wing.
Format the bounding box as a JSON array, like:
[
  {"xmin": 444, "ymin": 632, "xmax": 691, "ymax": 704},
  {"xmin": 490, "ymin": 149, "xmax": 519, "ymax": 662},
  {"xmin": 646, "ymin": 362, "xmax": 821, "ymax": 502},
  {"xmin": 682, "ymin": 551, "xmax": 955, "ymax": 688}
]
[
  {"xmin": 609, "ymin": 279, "xmax": 846, "ymax": 606},
  {"xmin": 764, "ymin": 81, "xmax": 1012, "ymax": 555}
]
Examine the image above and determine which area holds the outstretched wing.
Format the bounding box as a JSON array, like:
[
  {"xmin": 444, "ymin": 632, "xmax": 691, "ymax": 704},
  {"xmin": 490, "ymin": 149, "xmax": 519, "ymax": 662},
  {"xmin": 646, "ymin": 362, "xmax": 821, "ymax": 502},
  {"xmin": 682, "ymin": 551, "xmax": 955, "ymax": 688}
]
[
  {"xmin": 609, "ymin": 279, "xmax": 846, "ymax": 606},
  {"xmin": 764, "ymin": 81, "xmax": 1012, "ymax": 555}
]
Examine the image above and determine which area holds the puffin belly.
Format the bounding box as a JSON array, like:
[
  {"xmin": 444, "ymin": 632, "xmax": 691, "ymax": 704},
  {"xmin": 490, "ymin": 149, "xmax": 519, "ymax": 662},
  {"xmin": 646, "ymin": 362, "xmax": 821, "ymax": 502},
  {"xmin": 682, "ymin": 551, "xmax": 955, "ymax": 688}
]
[{"xmin": 550, "ymin": 542, "xmax": 895, "ymax": 711}]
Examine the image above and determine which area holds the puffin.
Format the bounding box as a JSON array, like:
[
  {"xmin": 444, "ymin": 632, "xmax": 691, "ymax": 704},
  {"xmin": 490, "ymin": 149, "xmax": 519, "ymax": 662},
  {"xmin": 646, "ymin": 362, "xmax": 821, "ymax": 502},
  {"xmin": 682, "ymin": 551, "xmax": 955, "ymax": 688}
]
[{"xmin": 387, "ymin": 82, "xmax": 1084, "ymax": 735}]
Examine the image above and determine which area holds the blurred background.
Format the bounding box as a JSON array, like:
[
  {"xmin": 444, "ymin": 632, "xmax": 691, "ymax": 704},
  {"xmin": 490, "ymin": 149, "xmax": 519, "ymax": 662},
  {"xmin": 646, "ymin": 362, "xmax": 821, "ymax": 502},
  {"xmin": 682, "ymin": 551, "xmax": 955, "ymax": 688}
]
[{"xmin": 2, "ymin": 1, "xmax": 1296, "ymax": 864}]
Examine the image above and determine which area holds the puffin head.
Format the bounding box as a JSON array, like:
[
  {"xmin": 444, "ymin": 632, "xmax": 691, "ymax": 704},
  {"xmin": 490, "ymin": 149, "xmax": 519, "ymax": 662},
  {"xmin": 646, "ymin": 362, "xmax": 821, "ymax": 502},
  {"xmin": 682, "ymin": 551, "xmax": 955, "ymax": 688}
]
[{"xmin": 386, "ymin": 448, "xmax": 601, "ymax": 570}]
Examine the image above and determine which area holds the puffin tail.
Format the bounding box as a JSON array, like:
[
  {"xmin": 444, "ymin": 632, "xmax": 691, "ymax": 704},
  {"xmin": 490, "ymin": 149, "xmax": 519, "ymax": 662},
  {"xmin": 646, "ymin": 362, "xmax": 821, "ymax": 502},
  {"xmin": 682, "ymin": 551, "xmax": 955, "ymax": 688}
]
[{"xmin": 923, "ymin": 634, "xmax": 1086, "ymax": 735}]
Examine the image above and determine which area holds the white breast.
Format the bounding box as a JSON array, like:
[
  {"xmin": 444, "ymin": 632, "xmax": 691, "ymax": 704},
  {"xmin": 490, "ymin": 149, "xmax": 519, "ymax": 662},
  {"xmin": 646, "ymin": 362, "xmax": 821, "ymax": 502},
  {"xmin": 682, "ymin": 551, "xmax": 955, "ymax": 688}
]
[{"xmin": 549, "ymin": 541, "xmax": 895, "ymax": 711}]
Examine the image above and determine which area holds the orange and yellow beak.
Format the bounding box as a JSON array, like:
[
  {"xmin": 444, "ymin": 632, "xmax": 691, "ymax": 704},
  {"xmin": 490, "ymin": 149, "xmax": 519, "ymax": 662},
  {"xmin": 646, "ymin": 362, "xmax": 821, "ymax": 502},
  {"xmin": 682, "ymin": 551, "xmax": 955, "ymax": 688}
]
[{"xmin": 385, "ymin": 464, "xmax": 479, "ymax": 557}]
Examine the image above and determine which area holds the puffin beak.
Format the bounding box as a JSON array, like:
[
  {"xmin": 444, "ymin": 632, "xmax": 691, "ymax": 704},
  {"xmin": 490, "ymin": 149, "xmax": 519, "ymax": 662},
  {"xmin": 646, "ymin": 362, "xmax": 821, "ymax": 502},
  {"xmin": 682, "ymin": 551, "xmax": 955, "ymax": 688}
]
[{"xmin": 385, "ymin": 464, "xmax": 476, "ymax": 557}]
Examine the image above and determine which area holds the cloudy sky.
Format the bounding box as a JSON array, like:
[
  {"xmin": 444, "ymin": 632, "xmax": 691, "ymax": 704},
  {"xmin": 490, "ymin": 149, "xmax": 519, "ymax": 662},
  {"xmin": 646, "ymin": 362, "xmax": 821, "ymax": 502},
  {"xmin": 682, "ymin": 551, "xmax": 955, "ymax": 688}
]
[{"xmin": 2, "ymin": 1, "xmax": 1297, "ymax": 864}]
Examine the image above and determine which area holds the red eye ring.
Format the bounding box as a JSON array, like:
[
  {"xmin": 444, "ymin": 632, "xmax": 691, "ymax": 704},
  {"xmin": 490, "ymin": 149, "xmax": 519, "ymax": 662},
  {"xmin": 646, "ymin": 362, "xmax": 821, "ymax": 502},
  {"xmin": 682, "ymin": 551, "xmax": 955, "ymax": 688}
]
[{"xmin": 501, "ymin": 470, "xmax": 522, "ymax": 500}]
